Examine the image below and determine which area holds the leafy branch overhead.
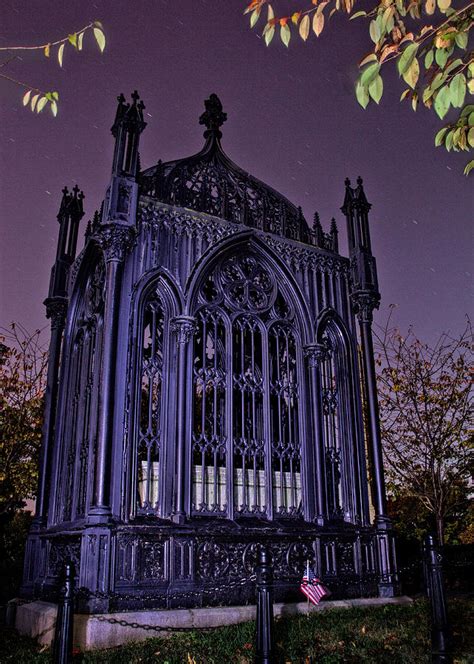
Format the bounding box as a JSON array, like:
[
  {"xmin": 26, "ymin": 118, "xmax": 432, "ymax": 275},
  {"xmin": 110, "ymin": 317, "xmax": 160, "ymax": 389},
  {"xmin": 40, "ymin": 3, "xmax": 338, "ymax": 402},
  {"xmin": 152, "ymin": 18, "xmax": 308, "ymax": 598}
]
[
  {"xmin": 0, "ymin": 21, "xmax": 106, "ymax": 118},
  {"xmin": 245, "ymin": 0, "xmax": 474, "ymax": 174}
]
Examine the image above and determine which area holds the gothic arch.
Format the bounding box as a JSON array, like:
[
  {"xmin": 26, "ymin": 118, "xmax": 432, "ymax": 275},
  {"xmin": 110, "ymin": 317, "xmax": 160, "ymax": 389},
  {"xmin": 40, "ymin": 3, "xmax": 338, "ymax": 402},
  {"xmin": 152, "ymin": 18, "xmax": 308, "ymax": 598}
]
[
  {"xmin": 127, "ymin": 269, "xmax": 182, "ymax": 519},
  {"xmin": 314, "ymin": 307, "xmax": 368, "ymax": 524},
  {"xmin": 50, "ymin": 244, "xmax": 106, "ymax": 525},
  {"xmin": 185, "ymin": 231, "xmax": 312, "ymax": 343},
  {"xmin": 182, "ymin": 235, "xmax": 311, "ymax": 520}
]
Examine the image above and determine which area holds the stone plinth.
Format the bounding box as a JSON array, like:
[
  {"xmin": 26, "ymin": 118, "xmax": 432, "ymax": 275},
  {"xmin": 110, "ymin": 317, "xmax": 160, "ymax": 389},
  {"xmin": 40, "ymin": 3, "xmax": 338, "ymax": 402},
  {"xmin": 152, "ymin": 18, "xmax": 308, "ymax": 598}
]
[{"xmin": 12, "ymin": 596, "xmax": 413, "ymax": 651}]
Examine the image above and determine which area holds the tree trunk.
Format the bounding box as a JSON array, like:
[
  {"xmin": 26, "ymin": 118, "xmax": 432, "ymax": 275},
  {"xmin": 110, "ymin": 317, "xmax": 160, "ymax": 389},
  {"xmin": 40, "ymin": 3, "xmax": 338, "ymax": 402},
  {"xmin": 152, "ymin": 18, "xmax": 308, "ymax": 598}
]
[{"xmin": 436, "ymin": 514, "xmax": 445, "ymax": 546}]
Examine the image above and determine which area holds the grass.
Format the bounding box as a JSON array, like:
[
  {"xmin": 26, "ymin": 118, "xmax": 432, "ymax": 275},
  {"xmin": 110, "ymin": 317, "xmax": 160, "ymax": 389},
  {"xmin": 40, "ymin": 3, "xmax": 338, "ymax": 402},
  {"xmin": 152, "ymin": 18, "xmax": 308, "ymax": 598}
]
[{"xmin": 0, "ymin": 598, "xmax": 472, "ymax": 664}]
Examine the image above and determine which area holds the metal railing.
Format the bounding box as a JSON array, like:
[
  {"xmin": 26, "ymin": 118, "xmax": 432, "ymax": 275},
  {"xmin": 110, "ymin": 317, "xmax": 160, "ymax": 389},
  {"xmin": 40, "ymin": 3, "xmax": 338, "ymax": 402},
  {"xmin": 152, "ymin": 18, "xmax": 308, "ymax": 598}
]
[{"xmin": 50, "ymin": 534, "xmax": 459, "ymax": 664}]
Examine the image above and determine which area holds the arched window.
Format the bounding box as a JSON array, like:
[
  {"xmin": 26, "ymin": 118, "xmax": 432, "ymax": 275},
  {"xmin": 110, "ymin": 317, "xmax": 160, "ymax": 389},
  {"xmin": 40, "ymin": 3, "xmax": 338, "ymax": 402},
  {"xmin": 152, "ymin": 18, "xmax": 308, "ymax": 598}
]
[
  {"xmin": 320, "ymin": 336, "xmax": 343, "ymax": 519},
  {"xmin": 191, "ymin": 253, "xmax": 304, "ymax": 519},
  {"xmin": 136, "ymin": 295, "xmax": 165, "ymax": 514},
  {"xmin": 192, "ymin": 308, "xmax": 227, "ymax": 514},
  {"xmin": 318, "ymin": 319, "xmax": 358, "ymax": 522},
  {"xmin": 61, "ymin": 257, "xmax": 105, "ymax": 522},
  {"xmin": 269, "ymin": 324, "xmax": 301, "ymax": 515}
]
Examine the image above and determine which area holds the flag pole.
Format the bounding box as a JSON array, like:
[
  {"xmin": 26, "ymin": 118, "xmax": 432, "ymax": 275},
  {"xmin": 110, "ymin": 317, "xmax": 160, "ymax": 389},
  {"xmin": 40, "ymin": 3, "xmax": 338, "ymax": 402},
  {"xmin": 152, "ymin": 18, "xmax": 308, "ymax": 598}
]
[{"xmin": 306, "ymin": 559, "xmax": 310, "ymax": 618}]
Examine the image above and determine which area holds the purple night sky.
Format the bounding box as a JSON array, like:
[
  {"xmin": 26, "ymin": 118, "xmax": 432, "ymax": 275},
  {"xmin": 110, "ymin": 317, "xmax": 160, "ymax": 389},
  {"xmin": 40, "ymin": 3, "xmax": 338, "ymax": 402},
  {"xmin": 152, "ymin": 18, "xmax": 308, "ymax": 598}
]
[{"xmin": 1, "ymin": 0, "xmax": 472, "ymax": 343}]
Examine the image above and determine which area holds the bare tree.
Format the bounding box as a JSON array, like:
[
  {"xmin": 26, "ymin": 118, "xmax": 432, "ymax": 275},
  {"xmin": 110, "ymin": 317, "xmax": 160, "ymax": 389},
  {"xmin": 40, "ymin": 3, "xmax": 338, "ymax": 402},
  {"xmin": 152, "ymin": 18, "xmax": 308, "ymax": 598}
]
[{"xmin": 374, "ymin": 311, "xmax": 473, "ymax": 544}]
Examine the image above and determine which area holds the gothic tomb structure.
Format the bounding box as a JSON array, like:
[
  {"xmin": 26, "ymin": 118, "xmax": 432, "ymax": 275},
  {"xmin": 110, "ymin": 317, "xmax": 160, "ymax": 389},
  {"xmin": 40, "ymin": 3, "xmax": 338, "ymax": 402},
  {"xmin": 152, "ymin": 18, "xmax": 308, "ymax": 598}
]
[{"xmin": 22, "ymin": 93, "xmax": 398, "ymax": 612}]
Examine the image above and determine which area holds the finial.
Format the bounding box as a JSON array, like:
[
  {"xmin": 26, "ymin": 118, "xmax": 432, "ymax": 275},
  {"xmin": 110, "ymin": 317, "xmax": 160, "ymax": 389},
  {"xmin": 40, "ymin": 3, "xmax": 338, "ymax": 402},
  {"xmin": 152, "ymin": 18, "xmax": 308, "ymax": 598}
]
[
  {"xmin": 330, "ymin": 217, "xmax": 338, "ymax": 233},
  {"xmin": 62, "ymin": 186, "xmax": 69, "ymax": 197},
  {"xmin": 313, "ymin": 212, "xmax": 321, "ymax": 229},
  {"xmin": 199, "ymin": 93, "xmax": 227, "ymax": 136},
  {"xmin": 72, "ymin": 184, "xmax": 79, "ymax": 197},
  {"xmin": 345, "ymin": 177, "xmax": 351, "ymax": 188},
  {"xmin": 131, "ymin": 90, "xmax": 140, "ymax": 104},
  {"xmin": 357, "ymin": 176, "xmax": 363, "ymax": 187}
]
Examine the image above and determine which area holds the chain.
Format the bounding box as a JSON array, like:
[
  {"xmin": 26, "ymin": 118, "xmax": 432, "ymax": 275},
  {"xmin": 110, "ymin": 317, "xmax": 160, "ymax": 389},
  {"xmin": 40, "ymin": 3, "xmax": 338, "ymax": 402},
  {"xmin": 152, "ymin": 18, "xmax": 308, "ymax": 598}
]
[{"xmin": 93, "ymin": 615, "xmax": 212, "ymax": 633}]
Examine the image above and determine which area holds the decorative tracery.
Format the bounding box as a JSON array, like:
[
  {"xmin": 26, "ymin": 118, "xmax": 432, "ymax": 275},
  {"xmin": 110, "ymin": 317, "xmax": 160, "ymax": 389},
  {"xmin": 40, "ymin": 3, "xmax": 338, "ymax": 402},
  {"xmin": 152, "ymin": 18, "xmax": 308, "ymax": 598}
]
[
  {"xmin": 136, "ymin": 295, "xmax": 165, "ymax": 514},
  {"xmin": 61, "ymin": 256, "xmax": 105, "ymax": 521},
  {"xmin": 269, "ymin": 324, "xmax": 302, "ymax": 515},
  {"xmin": 189, "ymin": 252, "xmax": 303, "ymax": 518},
  {"xmin": 192, "ymin": 309, "xmax": 227, "ymax": 514},
  {"xmin": 320, "ymin": 336, "xmax": 343, "ymax": 519}
]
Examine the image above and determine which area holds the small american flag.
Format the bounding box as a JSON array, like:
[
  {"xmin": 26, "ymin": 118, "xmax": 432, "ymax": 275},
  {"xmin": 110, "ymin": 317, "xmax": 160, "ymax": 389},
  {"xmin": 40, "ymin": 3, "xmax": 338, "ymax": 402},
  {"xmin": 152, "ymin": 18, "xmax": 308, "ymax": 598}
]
[{"xmin": 300, "ymin": 565, "xmax": 329, "ymax": 606}]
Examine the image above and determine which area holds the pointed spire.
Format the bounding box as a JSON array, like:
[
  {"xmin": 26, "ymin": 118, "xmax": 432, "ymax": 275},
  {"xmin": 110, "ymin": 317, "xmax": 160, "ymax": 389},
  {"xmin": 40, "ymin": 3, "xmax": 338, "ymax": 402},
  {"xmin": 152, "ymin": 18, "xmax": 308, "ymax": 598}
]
[
  {"xmin": 49, "ymin": 184, "xmax": 85, "ymax": 298},
  {"xmin": 330, "ymin": 217, "xmax": 339, "ymax": 253},
  {"xmin": 110, "ymin": 91, "xmax": 146, "ymax": 177},
  {"xmin": 57, "ymin": 185, "xmax": 84, "ymax": 222},
  {"xmin": 199, "ymin": 93, "xmax": 227, "ymax": 139},
  {"xmin": 312, "ymin": 211, "xmax": 323, "ymax": 246}
]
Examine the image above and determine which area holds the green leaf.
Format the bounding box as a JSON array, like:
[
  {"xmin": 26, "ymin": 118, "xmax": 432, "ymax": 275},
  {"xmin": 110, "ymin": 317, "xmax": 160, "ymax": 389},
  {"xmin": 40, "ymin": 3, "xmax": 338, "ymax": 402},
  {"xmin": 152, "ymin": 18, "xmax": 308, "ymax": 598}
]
[
  {"xmin": 455, "ymin": 32, "xmax": 468, "ymax": 50},
  {"xmin": 397, "ymin": 43, "xmax": 419, "ymax": 76},
  {"xmin": 468, "ymin": 111, "xmax": 474, "ymax": 126},
  {"xmin": 468, "ymin": 128, "xmax": 474, "ymax": 148},
  {"xmin": 361, "ymin": 62, "xmax": 380, "ymax": 87},
  {"xmin": 400, "ymin": 88, "xmax": 411, "ymax": 101},
  {"xmin": 449, "ymin": 73, "xmax": 466, "ymax": 108},
  {"xmin": 51, "ymin": 91, "xmax": 59, "ymax": 101},
  {"xmin": 280, "ymin": 23, "xmax": 291, "ymax": 47},
  {"xmin": 68, "ymin": 33, "xmax": 77, "ymax": 48},
  {"xmin": 424, "ymin": 50, "xmax": 434, "ymax": 69},
  {"xmin": 57, "ymin": 43, "xmax": 65, "ymax": 67},
  {"xmin": 359, "ymin": 53, "xmax": 378, "ymax": 68},
  {"xmin": 264, "ymin": 25, "xmax": 275, "ymax": 46},
  {"xmin": 356, "ymin": 80, "xmax": 370, "ymax": 108},
  {"xmin": 78, "ymin": 31, "xmax": 84, "ymax": 51},
  {"xmin": 250, "ymin": 8, "xmax": 260, "ymax": 28},
  {"xmin": 445, "ymin": 128, "xmax": 454, "ymax": 150},
  {"xmin": 30, "ymin": 94, "xmax": 39, "ymax": 112},
  {"xmin": 51, "ymin": 100, "xmax": 58, "ymax": 117},
  {"xmin": 434, "ymin": 126, "xmax": 448, "ymax": 146},
  {"xmin": 435, "ymin": 47, "xmax": 449, "ymax": 69},
  {"xmin": 93, "ymin": 27, "xmax": 106, "ymax": 53},
  {"xmin": 350, "ymin": 10, "xmax": 367, "ymax": 19},
  {"xmin": 463, "ymin": 159, "xmax": 474, "ymax": 175},
  {"xmin": 431, "ymin": 71, "xmax": 446, "ymax": 92},
  {"xmin": 445, "ymin": 58, "xmax": 463, "ymax": 75},
  {"xmin": 36, "ymin": 96, "xmax": 48, "ymax": 113},
  {"xmin": 369, "ymin": 19, "xmax": 380, "ymax": 43},
  {"xmin": 460, "ymin": 105, "xmax": 474, "ymax": 118},
  {"xmin": 438, "ymin": 0, "xmax": 451, "ymax": 10},
  {"xmin": 369, "ymin": 75, "xmax": 384, "ymax": 104},
  {"xmin": 422, "ymin": 85, "xmax": 433, "ymax": 104},
  {"xmin": 434, "ymin": 85, "xmax": 451, "ymax": 119},
  {"xmin": 299, "ymin": 14, "xmax": 310, "ymax": 41},
  {"xmin": 402, "ymin": 58, "xmax": 420, "ymax": 89},
  {"xmin": 22, "ymin": 90, "xmax": 31, "ymax": 107}
]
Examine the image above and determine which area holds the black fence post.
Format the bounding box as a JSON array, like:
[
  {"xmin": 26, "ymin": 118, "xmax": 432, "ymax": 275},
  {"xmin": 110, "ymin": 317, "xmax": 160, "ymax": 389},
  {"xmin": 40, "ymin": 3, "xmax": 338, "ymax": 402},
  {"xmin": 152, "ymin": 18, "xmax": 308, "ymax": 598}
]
[
  {"xmin": 255, "ymin": 546, "xmax": 275, "ymax": 664},
  {"xmin": 53, "ymin": 561, "xmax": 75, "ymax": 664},
  {"xmin": 424, "ymin": 534, "xmax": 451, "ymax": 664}
]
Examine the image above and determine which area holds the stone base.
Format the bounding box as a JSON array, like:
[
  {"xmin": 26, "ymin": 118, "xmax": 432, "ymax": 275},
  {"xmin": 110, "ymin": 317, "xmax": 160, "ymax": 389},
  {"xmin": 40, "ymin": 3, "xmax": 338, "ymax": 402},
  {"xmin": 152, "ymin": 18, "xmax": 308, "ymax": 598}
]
[{"xmin": 13, "ymin": 595, "xmax": 413, "ymax": 651}]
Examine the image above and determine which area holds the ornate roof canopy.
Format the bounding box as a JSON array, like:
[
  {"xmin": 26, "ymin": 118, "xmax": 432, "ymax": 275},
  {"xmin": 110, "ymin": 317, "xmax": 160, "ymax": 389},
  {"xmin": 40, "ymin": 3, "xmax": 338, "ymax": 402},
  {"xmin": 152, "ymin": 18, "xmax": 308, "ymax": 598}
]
[{"xmin": 140, "ymin": 94, "xmax": 338, "ymax": 249}]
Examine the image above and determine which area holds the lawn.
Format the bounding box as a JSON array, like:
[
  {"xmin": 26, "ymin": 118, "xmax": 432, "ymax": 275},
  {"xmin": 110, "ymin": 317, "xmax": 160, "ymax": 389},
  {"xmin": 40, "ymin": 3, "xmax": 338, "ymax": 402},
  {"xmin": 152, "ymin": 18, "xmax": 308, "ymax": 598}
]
[{"xmin": 0, "ymin": 598, "xmax": 472, "ymax": 663}]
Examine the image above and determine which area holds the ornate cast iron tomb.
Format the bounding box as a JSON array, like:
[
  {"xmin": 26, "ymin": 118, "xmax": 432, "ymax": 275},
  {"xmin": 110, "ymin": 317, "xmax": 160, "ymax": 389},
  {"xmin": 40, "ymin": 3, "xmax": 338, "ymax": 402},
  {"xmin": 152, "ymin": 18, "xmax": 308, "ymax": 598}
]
[{"xmin": 22, "ymin": 92, "xmax": 398, "ymax": 612}]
